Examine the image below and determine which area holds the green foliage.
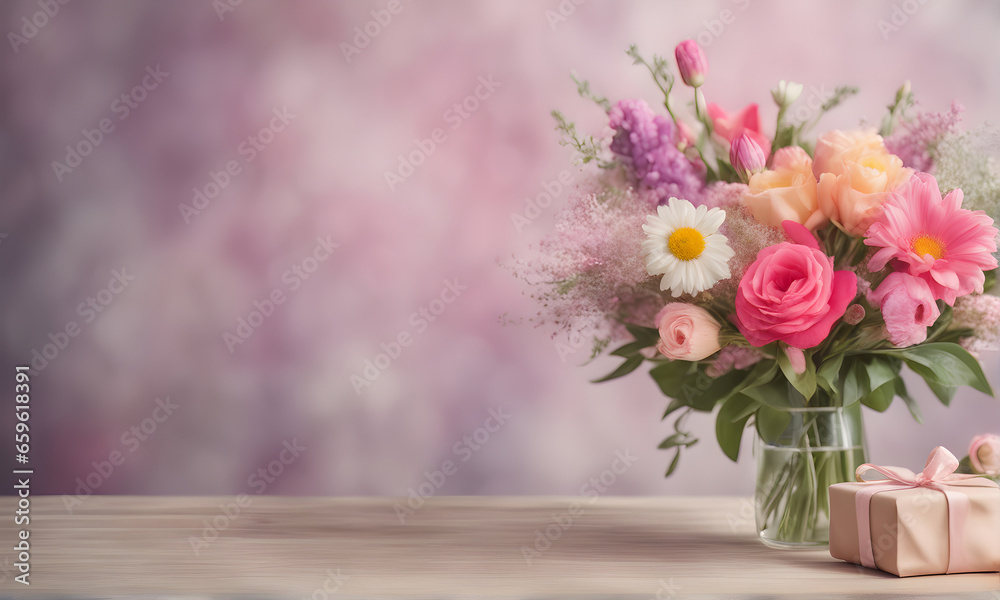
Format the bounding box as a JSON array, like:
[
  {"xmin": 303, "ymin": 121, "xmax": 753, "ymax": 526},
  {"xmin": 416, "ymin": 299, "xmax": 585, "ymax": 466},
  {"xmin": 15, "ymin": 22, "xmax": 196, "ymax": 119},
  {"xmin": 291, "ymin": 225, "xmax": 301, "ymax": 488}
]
[
  {"xmin": 570, "ymin": 72, "xmax": 611, "ymax": 112},
  {"xmin": 659, "ymin": 408, "xmax": 697, "ymax": 477},
  {"xmin": 596, "ymin": 324, "xmax": 992, "ymax": 479},
  {"xmin": 879, "ymin": 82, "xmax": 915, "ymax": 137},
  {"xmin": 716, "ymin": 394, "xmax": 756, "ymax": 462},
  {"xmin": 776, "ymin": 345, "xmax": 817, "ymax": 399},
  {"xmin": 755, "ymin": 404, "xmax": 792, "ymax": 445},
  {"xmin": 625, "ymin": 44, "xmax": 675, "ymax": 118},
  {"xmin": 550, "ymin": 110, "xmax": 615, "ymax": 168},
  {"xmin": 774, "ymin": 85, "xmax": 859, "ymax": 152}
]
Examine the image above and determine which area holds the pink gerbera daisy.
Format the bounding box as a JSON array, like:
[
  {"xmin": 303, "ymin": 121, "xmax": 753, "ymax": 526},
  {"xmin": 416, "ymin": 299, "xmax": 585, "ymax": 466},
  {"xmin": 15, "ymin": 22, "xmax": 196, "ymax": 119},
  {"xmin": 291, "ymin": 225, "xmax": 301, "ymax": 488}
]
[{"xmin": 864, "ymin": 172, "xmax": 998, "ymax": 305}]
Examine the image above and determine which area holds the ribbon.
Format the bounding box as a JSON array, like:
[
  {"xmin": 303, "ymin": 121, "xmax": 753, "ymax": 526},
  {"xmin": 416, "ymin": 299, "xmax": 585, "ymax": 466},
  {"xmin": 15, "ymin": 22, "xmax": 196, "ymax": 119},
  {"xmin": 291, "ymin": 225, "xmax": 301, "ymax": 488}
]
[{"xmin": 853, "ymin": 446, "xmax": 990, "ymax": 573}]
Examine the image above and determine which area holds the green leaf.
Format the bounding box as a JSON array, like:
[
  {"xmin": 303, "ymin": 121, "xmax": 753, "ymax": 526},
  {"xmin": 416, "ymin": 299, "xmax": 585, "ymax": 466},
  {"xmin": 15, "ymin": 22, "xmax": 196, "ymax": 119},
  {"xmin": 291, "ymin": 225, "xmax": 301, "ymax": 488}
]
[
  {"xmin": 729, "ymin": 397, "xmax": 763, "ymax": 422},
  {"xmin": 741, "ymin": 373, "xmax": 806, "ymax": 410},
  {"xmin": 730, "ymin": 360, "xmax": 782, "ymax": 403},
  {"xmin": 715, "ymin": 394, "xmax": 755, "ymax": 462},
  {"xmin": 817, "ymin": 353, "xmax": 845, "ymax": 393},
  {"xmin": 610, "ymin": 340, "xmax": 653, "ymax": 357},
  {"xmin": 755, "ymin": 404, "xmax": 792, "ymax": 445},
  {"xmin": 840, "ymin": 360, "xmax": 870, "ymax": 407},
  {"xmin": 592, "ymin": 355, "xmax": 643, "ymax": 383},
  {"xmin": 861, "ymin": 379, "xmax": 896, "ymax": 412},
  {"xmin": 895, "ymin": 378, "xmax": 923, "ymax": 424},
  {"xmin": 776, "ymin": 346, "xmax": 817, "ymax": 399},
  {"xmin": 665, "ymin": 448, "xmax": 682, "ymax": 477},
  {"xmin": 679, "ymin": 367, "xmax": 754, "ymax": 412},
  {"xmin": 864, "ymin": 356, "xmax": 900, "ymax": 392},
  {"xmin": 926, "ymin": 380, "xmax": 958, "ymax": 406},
  {"xmin": 892, "ymin": 343, "xmax": 993, "ymax": 396},
  {"xmin": 650, "ymin": 360, "xmax": 693, "ymax": 397},
  {"xmin": 661, "ymin": 397, "xmax": 685, "ymax": 420},
  {"xmin": 625, "ymin": 323, "xmax": 661, "ymax": 346},
  {"xmin": 658, "ymin": 431, "xmax": 698, "ymax": 449}
]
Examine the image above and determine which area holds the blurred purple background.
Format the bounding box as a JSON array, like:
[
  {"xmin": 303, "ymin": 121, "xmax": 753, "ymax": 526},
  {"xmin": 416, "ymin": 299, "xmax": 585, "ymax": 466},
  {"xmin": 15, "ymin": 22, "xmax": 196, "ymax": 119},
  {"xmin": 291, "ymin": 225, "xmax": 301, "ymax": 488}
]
[{"xmin": 1, "ymin": 0, "xmax": 998, "ymax": 498}]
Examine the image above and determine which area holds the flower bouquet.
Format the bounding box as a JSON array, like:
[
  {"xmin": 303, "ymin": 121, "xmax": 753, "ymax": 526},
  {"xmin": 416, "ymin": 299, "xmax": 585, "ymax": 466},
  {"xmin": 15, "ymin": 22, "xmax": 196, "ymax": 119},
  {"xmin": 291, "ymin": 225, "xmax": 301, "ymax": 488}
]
[{"xmin": 514, "ymin": 40, "xmax": 1000, "ymax": 548}]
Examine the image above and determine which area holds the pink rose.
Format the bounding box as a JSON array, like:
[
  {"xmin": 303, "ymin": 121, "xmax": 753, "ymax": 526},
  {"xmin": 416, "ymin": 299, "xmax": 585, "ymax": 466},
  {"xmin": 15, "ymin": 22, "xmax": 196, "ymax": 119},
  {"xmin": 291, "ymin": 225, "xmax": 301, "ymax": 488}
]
[
  {"xmin": 969, "ymin": 434, "xmax": 1000, "ymax": 476},
  {"xmin": 655, "ymin": 303, "xmax": 721, "ymax": 361},
  {"xmin": 733, "ymin": 221, "xmax": 858, "ymax": 348},
  {"xmin": 868, "ymin": 272, "xmax": 940, "ymax": 347}
]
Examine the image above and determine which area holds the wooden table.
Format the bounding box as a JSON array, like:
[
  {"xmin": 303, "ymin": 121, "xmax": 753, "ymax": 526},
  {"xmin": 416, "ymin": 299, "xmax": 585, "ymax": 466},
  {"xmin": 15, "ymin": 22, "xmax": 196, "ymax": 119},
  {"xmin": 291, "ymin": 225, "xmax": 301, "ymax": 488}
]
[{"xmin": 1, "ymin": 496, "xmax": 998, "ymax": 597}]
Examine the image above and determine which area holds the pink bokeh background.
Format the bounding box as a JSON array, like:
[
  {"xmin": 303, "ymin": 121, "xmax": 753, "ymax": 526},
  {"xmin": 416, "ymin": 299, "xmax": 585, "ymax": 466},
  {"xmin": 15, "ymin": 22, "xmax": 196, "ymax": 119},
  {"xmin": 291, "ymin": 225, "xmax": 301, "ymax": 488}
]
[{"xmin": 1, "ymin": 0, "xmax": 998, "ymax": 497}]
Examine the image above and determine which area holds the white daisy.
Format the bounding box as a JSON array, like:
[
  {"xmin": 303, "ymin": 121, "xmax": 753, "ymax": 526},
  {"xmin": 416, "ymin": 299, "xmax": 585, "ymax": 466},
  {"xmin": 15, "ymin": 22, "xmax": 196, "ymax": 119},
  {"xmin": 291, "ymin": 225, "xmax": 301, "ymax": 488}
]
[{"xmin": 641, "ymin": 197, "xmax": 734, "ymax": 297}]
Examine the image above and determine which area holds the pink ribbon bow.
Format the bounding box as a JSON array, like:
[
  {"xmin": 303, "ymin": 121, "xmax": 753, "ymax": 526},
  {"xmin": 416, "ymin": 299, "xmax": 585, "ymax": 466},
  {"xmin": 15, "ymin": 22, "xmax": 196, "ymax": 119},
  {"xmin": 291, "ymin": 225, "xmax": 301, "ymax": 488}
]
[{"xmin": 854, "ymin": 446, "xmax": 986, "ymax": 573}]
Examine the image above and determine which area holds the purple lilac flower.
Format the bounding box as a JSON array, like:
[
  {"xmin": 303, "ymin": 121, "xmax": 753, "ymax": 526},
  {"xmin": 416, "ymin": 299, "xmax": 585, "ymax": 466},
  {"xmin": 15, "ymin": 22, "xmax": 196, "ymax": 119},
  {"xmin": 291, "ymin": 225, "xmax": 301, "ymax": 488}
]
[{"xmin": 608, "ymin": 99, "xmax": 704, "ymax": 204}]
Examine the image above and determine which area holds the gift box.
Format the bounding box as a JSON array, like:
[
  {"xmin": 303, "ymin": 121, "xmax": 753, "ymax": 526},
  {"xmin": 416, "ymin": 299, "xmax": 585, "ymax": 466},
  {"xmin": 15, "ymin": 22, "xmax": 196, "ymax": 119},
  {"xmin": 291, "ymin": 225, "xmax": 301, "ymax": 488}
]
[{"xmin": 829, "ymin": 446, "xmax": 1000, "ymax": 577}]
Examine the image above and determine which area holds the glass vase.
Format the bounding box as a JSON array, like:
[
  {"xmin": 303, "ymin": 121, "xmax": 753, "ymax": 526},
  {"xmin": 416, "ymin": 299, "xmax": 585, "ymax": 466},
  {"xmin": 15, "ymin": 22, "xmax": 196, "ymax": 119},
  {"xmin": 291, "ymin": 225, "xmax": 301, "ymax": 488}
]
[{"xmin": 754, "ymin": 403, "xmax": 867, "ymax": 549}]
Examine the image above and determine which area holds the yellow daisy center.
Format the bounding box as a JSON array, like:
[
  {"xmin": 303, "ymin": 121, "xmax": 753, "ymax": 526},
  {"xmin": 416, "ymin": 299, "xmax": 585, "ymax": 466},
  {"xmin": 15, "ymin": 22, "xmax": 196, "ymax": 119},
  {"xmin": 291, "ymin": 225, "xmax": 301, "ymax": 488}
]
[
  {"xmin": 668, "ymin": 227, "xmax": 706, "ymax": 261},
  {"xmin": 912, "ymin": 234, "xmax": 945, "ymax": 260}
]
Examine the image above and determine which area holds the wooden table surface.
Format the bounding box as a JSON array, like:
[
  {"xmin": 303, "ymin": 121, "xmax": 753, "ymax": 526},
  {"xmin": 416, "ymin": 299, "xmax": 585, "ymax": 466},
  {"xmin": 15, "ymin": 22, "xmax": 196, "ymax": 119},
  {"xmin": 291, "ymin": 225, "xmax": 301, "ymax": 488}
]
[{"xmin": 1, "ymin": 496, "xmax": 998, "ymax": 598}]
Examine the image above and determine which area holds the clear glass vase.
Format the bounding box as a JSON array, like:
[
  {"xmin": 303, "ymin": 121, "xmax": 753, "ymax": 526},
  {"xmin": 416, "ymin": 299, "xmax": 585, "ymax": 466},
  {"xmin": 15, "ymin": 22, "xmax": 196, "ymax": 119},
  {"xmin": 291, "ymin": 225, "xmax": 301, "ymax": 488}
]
[{"xmin": 754, "ymin": 403, "xmax": 867, "ymax": 549}]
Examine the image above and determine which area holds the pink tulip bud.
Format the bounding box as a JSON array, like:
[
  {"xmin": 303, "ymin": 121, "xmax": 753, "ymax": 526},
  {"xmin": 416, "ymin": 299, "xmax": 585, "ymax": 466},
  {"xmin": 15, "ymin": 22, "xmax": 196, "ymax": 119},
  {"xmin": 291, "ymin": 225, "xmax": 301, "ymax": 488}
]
[
  {"xmin": 674, "ymin": 40, "xmax": 708, "ymax": 88},
  {"xmin": 729, "ymin": 132, "xmax": 767, "ymax": 183},
  {"xmin": 784, "ymin": 345, "xmax": 806, "ymax": 375}
]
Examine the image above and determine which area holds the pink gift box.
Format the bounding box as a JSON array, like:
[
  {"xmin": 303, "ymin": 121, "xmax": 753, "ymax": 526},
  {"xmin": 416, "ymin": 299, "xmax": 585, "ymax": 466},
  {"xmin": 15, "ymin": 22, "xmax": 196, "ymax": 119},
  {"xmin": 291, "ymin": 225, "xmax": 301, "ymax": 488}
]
[{"xmin": 829, "ymin": 446, "xmax": 1000, "ymax": 577}]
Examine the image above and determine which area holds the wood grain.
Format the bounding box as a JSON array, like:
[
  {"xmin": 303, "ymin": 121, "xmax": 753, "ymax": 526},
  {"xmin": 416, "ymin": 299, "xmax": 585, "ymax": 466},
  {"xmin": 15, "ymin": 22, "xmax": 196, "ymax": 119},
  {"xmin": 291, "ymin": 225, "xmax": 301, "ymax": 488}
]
[{"xmin": 0, "ymin": 496, "xmax": 998, "ymax": 597}]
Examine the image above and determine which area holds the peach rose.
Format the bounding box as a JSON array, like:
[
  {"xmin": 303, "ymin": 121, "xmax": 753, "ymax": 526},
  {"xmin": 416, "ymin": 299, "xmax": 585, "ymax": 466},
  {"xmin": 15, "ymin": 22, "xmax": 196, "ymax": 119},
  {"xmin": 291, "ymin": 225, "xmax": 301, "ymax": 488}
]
[
  {"xmin": 743, "ymin": 146, "xmax": 826, "ymax": 229},
  {"xmin": 655, "ymin": 303, "xmax": 721, "ymax": 361},
  {"xmin": 812, "ymin": 128, "xmax": 886, "ymax": 178},
  {"xmin": 813, "ymin": 129, "xmax": 912, "ymax": 236}
]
